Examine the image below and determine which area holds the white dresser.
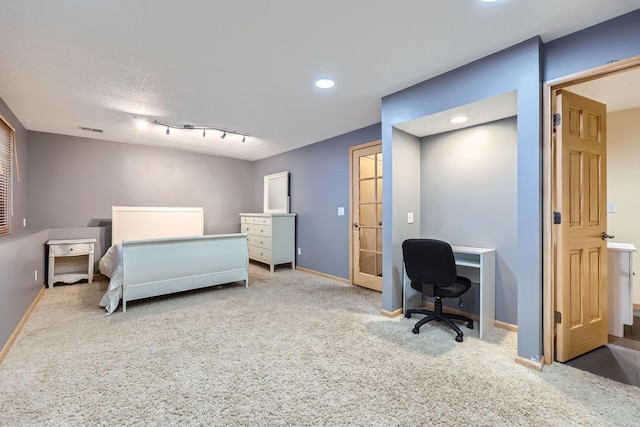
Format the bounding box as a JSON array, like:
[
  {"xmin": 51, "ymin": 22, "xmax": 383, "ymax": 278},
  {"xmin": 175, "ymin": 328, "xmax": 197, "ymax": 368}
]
[
  {"xmin": 47, "ymin": 238, "xmax": 96, "ymax": 287},
  {"xmin": 240, "ymin": 213, "xmax": 296, "ymax": 272},
  {"xmin": 607, "ymin": 242, "xmax": 636, "ymax": 337}
]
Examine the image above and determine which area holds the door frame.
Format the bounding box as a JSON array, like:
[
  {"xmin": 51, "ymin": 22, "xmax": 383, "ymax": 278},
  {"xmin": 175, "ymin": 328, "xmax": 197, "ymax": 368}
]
[
  {"xmin": 542, "ymin": 55, "xmax": 640, "ymax": 364},
  {"xmin": 349, "ymin": 139, "xmax": 382, "ymax": 286}
]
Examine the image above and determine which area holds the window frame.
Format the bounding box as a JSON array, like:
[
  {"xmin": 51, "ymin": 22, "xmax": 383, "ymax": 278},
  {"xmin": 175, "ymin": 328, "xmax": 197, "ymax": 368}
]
[{"xmin": 0, "ymin": 114, "xmax": 15, "ymax": 237}]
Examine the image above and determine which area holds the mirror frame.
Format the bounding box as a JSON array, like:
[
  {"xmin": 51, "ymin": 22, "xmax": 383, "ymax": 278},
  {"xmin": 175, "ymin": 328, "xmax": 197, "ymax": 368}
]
[{"xmin": 263, "ymin": 171, "xmax": 289, "ymax": 213}]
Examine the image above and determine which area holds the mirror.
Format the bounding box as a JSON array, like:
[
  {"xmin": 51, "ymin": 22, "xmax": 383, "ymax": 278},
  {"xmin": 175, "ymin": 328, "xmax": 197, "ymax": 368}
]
[{"xmin": 264, "ymin": 171, "xmax": 289, "ymax": 213}]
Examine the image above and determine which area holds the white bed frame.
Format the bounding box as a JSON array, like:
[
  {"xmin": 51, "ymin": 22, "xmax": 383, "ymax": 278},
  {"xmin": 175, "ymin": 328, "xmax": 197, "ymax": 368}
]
[{"xmin": 112, "ymin": 206, "xmax": 248, "ymax": 312}]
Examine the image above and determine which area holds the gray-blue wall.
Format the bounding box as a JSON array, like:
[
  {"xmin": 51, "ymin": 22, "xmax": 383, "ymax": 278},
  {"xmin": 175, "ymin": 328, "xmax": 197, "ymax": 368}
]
[
  {"xmin": 420, "ymin": 118, "xmax": 518, "ymax": 325},
  {"xmin": 27, "ymin": 132, "xmax": 256, "ymax": 243},
  {"xmin": 254, "ymin": 124, "xmax": 381, "ymax": 279},
  {"xmin": 543, "ymin": 10, "xmax": 640, "ymax": 82},
  {"xmin": 0, "ymin": 97, "xmax": 38, "ymax": 353},
  {"xmin": 382, "ymin": 37, "xmax": 543, "ymax": 361}
]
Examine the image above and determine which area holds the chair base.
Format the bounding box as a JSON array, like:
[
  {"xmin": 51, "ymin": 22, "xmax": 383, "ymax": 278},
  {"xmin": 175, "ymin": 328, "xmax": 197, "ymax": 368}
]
[{"xmin": 405, "ymin": 297, "xmax": 473, "ymax": 342}]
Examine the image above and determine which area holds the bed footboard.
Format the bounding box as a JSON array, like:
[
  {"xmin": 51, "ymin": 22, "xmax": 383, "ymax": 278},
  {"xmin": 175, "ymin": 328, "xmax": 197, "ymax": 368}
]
[{"xmin": 121, "ymin": 233, "xmax": 248, "ymax": 312}]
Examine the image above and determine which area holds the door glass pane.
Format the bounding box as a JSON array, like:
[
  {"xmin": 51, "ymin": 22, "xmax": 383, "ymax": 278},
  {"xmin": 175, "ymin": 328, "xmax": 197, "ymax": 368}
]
[
  {"xmin": 376, "ymin": 254, "xmax": 383, "ymax": 277},
  {"xmin": 359, "ymin": 154, "xmax": 376, "ymax": 179},
  {"xmin": 359, "ymin": 251, "xmax": 376, "ymax": 276},
  {"xmin": 376, "ymin": 153, "xmax": 383, "ymax": 177},
  {"xmin": 377, "ymin": 203, "xmax": 383, "ymax": 226},
  {"xmin": 376, "ymin": 178, "xmax": 383, "ymax": 202},
  {"xmin": 376, "ymin": 229, "xmax": 382, "ymax": 252},
  {"xmin": 360, "ymin": 228, "xmax": 376, "ymax": 252},
  {"xmin": 359, "ymin": 204, "xmax": 375, "ymax": 227},
  {"xmin": 360, "ymin": 179, "xmax": 375, "ymax": 203}
]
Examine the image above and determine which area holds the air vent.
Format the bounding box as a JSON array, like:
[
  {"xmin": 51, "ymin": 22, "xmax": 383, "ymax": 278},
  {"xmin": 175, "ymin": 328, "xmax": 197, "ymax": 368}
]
[{"xmin": 78, "ymin": 126, "xmax": 103, "ymax": 133}]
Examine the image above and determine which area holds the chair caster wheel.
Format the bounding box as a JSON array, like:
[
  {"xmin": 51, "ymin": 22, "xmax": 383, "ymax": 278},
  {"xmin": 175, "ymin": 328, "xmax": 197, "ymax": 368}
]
[
  {"xmin": 455, "ymin": 335, "xmax": 463, "ymax": 343},
  {"xmin": 467, "ymin": 322, "xmax": 474, "ymax": 329},
  {"xmin": 405, "ymin": 313, "xmax": 411, "ymax": 319},
  {"xmin": 412, "ymin": 328, "xmax": 419, "ymax": 334}
]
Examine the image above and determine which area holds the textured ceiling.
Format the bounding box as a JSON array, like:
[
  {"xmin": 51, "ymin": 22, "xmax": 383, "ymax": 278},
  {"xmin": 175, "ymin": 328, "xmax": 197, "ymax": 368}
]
[{"xmin": 0, "ymin": 1, "xmax": 639, "ymax": 160}]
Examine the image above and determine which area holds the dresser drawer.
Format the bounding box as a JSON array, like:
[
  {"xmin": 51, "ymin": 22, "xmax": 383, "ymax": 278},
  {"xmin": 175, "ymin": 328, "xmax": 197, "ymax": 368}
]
[
  {"xmin": 248, "ymin": 245, "xmax": 272, "ymax": 263},
  {"xmin": 241, "ymin": 216, "xmax": 272, "ymax": 226},
  {"xmin": 244, "ymin": 224, "xmax": 271, "ymax": 237},
  {"xmin": 51, "ymin": 242, "xmax": 93, "ymax": 256},
  {"xmin": 247, "ymin": 234, "xmax": 272, "ymax": 249}
]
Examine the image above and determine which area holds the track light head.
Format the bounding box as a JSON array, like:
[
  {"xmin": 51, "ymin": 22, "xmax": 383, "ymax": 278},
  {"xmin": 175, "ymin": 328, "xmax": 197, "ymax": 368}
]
[
  {"xmin": 166, "ymin": 126, "xmax": 170, "ymax": 135},
  {"xmin": 202, "ymin": 129, "xmax": 206, "ymax": 138},
  {"xmin": 221, "ymin": 131, "xmax": 226, "ymax": 139},
  {"xmin": 242, "ymin": 135, "xmax": 246, "ymax": 143}
]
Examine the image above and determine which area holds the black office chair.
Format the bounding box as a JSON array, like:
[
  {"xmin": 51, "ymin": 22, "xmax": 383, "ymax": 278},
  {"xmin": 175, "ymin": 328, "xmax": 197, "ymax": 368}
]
[{"xmin": 403, "ymin": 238, "xmax": 474, "ymax": 342}]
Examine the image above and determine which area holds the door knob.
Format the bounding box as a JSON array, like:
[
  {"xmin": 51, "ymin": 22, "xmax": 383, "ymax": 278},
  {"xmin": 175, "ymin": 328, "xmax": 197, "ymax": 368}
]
[
  {"xmin": 353, "ymin": 223, "xmax": 359, "ymax": 228},
  {"xmin": 601, "ymin": 232, "xmax": 615, "ymax": 240}
]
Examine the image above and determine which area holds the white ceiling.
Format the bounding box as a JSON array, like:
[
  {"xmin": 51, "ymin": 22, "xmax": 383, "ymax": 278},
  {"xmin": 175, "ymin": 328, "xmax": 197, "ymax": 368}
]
[{"xmin": 0, "ymin": 1, "xmax": 639, "ymax": 161}]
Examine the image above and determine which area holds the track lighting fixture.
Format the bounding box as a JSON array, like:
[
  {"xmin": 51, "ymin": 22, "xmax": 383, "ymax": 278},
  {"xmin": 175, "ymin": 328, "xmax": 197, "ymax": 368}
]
[{"xmin": 134, "ymin": 117, "xmax": 250, "ymax": 142}]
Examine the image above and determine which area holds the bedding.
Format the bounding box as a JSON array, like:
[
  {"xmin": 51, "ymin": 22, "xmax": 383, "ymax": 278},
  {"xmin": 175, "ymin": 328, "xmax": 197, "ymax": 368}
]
[{"xmin": 98, "ymin": 243, "xmax": 123, "ymax": 314}]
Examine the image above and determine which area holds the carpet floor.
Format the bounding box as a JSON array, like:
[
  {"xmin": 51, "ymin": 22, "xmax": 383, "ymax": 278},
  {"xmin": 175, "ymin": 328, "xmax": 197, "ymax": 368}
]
[{"xmin": 1, "ymin": 265, "xmax": 639, "ymax": 426}]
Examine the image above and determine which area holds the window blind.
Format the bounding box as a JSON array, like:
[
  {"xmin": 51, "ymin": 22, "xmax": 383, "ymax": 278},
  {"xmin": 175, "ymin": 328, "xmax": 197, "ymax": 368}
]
[{"xmin": 0, "ymin": 116, "xmax": 14, "ymax": 236}]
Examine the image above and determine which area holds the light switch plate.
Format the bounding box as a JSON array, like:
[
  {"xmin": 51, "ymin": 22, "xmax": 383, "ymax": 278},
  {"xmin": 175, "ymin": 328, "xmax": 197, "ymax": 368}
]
[
  {"xmin": 407, "ymin": 212, "xmax": 414, "ymax": 224},
  {"xmin": 338, "ymin": 207, "xmax": 345, "ymax": 216}
]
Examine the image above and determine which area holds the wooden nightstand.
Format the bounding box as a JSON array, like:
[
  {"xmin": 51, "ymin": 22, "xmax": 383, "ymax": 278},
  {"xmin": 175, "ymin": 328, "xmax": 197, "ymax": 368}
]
[{"xmin": 47, "ymin": 238, "xmax": 96, "ymax": 287}]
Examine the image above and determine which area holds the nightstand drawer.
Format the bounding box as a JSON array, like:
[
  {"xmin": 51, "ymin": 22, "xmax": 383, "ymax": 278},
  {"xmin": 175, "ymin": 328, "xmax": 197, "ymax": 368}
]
[{"xmin": 51, "ymin": 243, "xmax": 93, "ymax": 256}]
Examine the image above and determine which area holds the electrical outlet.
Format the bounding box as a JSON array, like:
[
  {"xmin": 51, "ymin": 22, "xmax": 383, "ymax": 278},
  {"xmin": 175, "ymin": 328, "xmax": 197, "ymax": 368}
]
[
  {"xmin": 338, "ymin": 207, "xmax": 345, "ymax": 216},
  {"xmin": 34, "ymin": 270, "xmax": 38, "ymax": 282},
  {"xmin": 297, "ymin": 248, "xmax": 301, "ymax": 255},
  {"xmin": 607, "ymin": 202, "xmax": 617, "ymax": 213},
  {"xmin": 23, "ymin": 218, "xmax": 26, "ymax": 227}
]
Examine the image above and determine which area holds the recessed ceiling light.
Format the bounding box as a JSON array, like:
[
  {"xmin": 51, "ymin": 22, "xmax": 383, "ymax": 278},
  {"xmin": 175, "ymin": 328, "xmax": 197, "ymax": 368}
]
[
  {"xmin": 482, "ymin": 0, "xmax": 499, "ymax": 3},
  {"xmin": 450, "ymin": 116, "xmax": 469, "ymax": 124},
  {"xmin": 315, "ymin": 78, "xmax": 335, "ymax": 89}
]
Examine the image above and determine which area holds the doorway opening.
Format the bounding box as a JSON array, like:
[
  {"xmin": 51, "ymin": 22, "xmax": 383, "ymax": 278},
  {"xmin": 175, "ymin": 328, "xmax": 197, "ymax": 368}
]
[{"xmin": 543, "ymin": 56, "xmax": 640, "ymax": 386}]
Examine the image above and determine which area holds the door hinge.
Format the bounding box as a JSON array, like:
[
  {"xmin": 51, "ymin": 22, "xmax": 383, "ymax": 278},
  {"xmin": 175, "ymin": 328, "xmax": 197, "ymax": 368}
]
[
  {"xmin": 553, "ymin": 211, "xmax": 561, "ymax": 224},
  {"xmin": 555, "ymin": 311, "xmax": 562, "ymax": 324},
  {"xmin": 553, "ymin": 113, "xmax": 561, "ymax": 126}
]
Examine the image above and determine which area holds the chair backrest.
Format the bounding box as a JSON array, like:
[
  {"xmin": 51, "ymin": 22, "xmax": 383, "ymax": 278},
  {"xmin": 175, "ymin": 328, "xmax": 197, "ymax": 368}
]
[{"xmin": 402, "ymin": 239, "xmax": 457, "ymax": 286}]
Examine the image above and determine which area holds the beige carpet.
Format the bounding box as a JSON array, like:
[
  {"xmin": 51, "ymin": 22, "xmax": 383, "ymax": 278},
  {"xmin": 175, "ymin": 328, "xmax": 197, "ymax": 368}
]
[{"xmin": 1, "ymin": 264, "xmax": 639, "ymax": 426}]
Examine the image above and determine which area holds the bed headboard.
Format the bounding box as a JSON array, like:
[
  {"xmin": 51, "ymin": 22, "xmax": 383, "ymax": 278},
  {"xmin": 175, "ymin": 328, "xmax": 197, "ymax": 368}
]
[{"xmin": 112, "ymin": 206, "xmax": 204, "ymax": 245}]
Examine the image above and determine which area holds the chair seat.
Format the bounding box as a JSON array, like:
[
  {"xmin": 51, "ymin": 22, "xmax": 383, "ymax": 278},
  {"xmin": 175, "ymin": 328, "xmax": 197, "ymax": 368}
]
[{"xmin": 434, "ymin": 276, "xmax": 471, "ymax": 298}]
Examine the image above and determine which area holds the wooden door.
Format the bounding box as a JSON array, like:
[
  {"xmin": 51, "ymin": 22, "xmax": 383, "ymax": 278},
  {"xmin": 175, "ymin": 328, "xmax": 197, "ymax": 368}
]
[
  {"xmin": 554, "ymin": 89, "xmax": 609, "ymax": 362},
  {"xmin": 351, "ymin": 142, "xmax": 382, "ymax": 291}
]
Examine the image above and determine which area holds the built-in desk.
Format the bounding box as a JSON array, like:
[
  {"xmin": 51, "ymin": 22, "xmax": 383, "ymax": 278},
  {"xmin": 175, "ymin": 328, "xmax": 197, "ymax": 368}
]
[{"xmin": 403, "ymin": 245, "xmax": 496, "ymax": 339}]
